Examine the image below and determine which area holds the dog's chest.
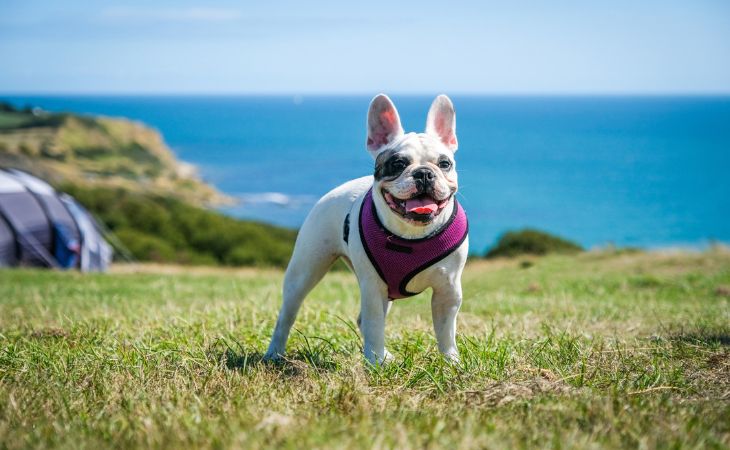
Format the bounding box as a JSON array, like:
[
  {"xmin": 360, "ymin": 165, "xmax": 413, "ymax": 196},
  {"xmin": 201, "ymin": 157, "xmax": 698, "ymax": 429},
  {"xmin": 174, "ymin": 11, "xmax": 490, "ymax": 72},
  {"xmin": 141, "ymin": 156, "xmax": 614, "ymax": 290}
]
[{"xmin": 354, "ymin": 189, "xmax": 468, "ymax": 299}]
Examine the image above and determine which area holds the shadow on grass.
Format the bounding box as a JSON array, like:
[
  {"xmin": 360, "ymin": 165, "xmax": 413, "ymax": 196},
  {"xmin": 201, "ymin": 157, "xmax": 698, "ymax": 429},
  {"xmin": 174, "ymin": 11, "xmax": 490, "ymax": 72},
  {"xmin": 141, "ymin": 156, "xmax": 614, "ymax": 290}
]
[
  {"xmin": 209, "ymin": 342, "xmax": 341, "ymax": 376},
  {"xmin": 669, "ymin": 330, "xmax": 730, "ymax": 347}
]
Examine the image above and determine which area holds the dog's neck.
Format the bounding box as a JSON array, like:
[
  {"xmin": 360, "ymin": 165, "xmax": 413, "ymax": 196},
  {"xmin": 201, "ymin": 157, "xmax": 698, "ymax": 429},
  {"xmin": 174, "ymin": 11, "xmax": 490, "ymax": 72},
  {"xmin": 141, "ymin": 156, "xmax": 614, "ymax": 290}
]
[{"xmin": 371, "ymin": 190, "xmax": 455, "ymax": 240}]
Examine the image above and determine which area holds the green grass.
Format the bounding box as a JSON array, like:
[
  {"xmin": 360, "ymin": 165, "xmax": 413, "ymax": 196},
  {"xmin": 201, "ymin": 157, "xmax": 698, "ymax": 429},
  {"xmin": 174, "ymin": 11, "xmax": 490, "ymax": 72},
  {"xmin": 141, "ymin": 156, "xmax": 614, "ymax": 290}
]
[
  {"xmin": 0, "ymin": 111, "xmax": 36, "ymax": 129},
  {"xmin": 1, "ymin": 249, "xmax": 729, "ymax": 449}
]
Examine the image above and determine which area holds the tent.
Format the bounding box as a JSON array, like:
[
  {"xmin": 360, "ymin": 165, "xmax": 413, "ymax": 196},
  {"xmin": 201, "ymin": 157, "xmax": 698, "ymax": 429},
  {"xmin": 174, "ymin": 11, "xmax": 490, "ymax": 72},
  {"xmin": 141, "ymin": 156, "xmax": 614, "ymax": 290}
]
[{"xmin": 0, "ymin": 168, "xmax": 112, "ymax": 271}]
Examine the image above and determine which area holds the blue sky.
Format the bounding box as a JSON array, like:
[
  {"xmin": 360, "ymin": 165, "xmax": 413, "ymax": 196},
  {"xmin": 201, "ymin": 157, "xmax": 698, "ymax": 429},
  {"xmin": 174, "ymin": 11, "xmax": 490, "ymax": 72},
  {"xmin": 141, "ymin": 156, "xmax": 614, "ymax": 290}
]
[{"xmin": 1, "ymin": 0, "xmax": 729, "ymax": 94}]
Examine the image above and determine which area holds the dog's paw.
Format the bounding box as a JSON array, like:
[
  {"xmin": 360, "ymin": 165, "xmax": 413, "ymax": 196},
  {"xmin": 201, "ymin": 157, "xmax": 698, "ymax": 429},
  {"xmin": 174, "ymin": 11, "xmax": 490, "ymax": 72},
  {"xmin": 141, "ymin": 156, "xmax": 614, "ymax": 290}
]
[
  {"xmin": 442, "ymin": 350, "xmax": 461, "ymax": 364},
  {"xmin": 263, "ymin": 350, "xmax": 285, "ymax": 362},
  {"xmin": 364, "ymin": 348, "xmax": 395, "ymax": 367}
]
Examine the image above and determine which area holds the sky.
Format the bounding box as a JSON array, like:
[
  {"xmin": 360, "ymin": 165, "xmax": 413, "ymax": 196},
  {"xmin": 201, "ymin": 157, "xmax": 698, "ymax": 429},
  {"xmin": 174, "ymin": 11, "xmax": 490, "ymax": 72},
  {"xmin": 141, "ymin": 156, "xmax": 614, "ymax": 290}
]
[{"xmin": 1, "ymin": 0, "xmax": 729, "ymax": 94}]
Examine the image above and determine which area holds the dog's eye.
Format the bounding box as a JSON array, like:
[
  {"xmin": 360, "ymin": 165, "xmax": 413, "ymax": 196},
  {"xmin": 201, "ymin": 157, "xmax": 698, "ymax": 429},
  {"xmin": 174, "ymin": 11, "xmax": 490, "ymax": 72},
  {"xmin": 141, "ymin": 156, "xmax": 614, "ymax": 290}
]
[
  {"xmin": 391, "ymin": 160, "xmax": 407, "ymax": 172},
  {"xmin": 438, "ymin": 160, "xmax": 452, "ymax": 170}
]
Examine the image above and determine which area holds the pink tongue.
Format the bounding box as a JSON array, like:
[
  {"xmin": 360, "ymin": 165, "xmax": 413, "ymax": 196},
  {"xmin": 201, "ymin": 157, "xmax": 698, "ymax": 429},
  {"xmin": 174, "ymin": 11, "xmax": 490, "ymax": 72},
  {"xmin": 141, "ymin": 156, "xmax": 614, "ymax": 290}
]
[{"xmin": 405, "ymin": 197, "xmax": 438, "ymax": 214}]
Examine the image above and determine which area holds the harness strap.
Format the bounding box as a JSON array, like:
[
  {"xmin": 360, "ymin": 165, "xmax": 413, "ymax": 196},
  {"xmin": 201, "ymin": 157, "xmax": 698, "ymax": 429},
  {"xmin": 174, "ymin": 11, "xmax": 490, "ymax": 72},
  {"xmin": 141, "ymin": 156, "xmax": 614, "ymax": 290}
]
[{"xmin": 343, "ymin": 213, "xmax": 350, "ymax": 244}]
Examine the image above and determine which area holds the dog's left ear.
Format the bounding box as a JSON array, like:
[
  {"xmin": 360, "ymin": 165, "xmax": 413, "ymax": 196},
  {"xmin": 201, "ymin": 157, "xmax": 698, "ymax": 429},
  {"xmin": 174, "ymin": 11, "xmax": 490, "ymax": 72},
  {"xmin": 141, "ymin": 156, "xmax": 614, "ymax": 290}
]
[{"xmin": 426, "ymin": 95, "xmax": 458, "ymax": 152}]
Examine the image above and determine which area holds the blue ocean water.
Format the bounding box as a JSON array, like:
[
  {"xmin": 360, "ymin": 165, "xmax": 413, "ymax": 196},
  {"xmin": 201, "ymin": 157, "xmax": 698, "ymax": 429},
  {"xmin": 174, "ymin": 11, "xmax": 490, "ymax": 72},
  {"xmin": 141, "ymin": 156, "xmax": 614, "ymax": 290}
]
[{"xmin": 3, "ymin": 95, "xmax": 729, "ymax": 252}]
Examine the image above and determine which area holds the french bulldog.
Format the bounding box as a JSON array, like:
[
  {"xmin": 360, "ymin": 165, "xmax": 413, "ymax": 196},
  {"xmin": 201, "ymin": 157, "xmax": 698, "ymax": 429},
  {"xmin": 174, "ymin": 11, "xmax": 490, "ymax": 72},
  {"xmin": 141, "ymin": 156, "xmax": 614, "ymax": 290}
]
[{"xmin": 264, "ymin": 94, "xmax": 468, "ymax": 365}]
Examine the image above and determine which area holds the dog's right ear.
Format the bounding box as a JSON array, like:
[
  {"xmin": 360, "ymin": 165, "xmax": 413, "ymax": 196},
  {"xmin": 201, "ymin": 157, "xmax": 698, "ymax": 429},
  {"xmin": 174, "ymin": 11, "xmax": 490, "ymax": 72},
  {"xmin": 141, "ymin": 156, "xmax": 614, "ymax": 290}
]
[{"xmin": 366, "ymin": 94, "xmax": 404, "ymax": 158}]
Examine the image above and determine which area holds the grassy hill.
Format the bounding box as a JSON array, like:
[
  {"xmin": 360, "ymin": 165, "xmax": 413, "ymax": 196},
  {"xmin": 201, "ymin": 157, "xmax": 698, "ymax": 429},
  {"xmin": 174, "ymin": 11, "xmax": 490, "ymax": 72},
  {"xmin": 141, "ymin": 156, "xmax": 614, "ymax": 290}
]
[
  {"xmin": 0, "ymin": 101, "xmax": 228, "ymax": 207},
  {"xmin": 0, "ymin": 249, "xmax": 728, "ymax": 449},
  {"xmin": 0, "ymin": 101, "xmax": 298, "ymax": 267}
]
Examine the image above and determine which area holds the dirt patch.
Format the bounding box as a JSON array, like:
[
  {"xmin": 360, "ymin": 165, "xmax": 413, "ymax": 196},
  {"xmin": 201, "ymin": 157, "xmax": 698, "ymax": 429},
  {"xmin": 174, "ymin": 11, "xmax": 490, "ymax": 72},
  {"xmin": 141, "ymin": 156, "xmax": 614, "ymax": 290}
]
[
  {"xmin": 463, "ymin": 376, "xmax": 576, "ymax": 407},
  {"xmin": 29, "ymin": 327, "xmax": 70, "ymax": 339},
  {"xmin": 707, "ymin": 351, "xmax": 729, "ymax": 370},
  {"xmin": 714, "ymin": 285, "xmax": 730, "ymax": 298}
]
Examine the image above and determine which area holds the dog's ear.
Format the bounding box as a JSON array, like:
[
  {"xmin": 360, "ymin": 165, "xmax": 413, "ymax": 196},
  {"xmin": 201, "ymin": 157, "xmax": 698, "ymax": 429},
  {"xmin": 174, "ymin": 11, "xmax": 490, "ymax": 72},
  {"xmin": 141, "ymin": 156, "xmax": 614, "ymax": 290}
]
[
  {"xmin": 366, "ymin": 94, "xmax": 404, "ymax": 157},
  {"xmin": 426, "ymin": 95, "xmax": 458, "ymax": 152}
]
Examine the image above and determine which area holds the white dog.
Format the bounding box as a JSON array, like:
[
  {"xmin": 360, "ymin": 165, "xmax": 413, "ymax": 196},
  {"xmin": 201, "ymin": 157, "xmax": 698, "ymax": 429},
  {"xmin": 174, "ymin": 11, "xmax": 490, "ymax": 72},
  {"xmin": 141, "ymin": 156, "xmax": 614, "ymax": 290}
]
[{"xmin": 265, "ymin": 94, "xmax": 468, "ymax": 365}]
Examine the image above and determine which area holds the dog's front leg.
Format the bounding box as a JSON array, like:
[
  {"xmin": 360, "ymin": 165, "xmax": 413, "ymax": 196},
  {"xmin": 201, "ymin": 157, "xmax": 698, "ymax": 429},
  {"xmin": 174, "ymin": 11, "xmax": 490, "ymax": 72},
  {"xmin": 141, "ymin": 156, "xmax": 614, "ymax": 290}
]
[
  {"xmin": 359, "ymin": 284, "xmax": 392, "ymax": 365},
  {"xmin": 431, "ymin": 283, "xmax": 462, "ymax": 362}
]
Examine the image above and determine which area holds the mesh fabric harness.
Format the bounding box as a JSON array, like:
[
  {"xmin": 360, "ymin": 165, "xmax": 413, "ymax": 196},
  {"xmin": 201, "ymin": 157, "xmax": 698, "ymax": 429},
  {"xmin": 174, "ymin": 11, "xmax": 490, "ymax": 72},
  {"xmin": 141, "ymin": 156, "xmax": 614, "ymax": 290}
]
[{"xmin": 358, "ymin": 188, "xmax": 468, "ymax": 300}]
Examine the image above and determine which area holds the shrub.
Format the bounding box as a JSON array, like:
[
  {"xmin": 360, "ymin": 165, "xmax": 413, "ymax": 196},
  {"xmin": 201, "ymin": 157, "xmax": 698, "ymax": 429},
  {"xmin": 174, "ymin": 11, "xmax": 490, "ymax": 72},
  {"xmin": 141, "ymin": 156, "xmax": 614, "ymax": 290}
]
[
  {"xmin": 225, "ymin": 245, "xmax": 270, "ymax": 267},
  {"xmin": 114, "ymin": 228, "xmax": 177, "ymax": 262},
  {"xmin": 485, "ymin": 228, "xmax": 582, "ymax": 258},
  {"xmin": 59, "ymin": 184, "xmax": 297, "ymax": 267},
  {"xmin": 0, "ymin": 101, "xmax": 16, "ymax": 113}
]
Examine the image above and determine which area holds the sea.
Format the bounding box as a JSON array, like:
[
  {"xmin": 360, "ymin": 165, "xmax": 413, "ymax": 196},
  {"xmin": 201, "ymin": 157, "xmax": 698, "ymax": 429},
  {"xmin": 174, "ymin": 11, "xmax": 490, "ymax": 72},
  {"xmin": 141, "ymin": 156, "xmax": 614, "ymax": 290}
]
[{"xmin": 3, "ymin": 95, "xmax": 729, "ymax": 253}]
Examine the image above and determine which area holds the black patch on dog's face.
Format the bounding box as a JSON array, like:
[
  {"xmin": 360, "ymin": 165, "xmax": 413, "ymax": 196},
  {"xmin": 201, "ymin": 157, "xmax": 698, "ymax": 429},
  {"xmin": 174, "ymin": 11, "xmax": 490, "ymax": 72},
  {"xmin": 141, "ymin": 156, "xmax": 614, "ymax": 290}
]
[{"xmin": 374, "ymin": 149, "xmax": 412, "ymax": 181}]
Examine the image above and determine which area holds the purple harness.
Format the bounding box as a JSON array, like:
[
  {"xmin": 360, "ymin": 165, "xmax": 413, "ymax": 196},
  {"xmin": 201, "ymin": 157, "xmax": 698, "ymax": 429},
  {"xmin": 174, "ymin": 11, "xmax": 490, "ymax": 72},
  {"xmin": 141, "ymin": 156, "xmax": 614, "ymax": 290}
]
[{"xmin": 354, "ymin": 189, "xmax": 468, "ymax": 300}]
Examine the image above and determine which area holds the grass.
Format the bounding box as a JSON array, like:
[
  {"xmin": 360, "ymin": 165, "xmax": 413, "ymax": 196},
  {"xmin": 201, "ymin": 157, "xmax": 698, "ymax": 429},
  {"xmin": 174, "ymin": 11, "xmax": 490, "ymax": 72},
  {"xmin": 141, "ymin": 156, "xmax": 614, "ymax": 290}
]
[
  {"xmin": 0, "ymin": 111, "xmax": 36, "ymax": 129},
  {"xmin": 0, "ymin": 249, "xmax": 729, "ymax": 449}
]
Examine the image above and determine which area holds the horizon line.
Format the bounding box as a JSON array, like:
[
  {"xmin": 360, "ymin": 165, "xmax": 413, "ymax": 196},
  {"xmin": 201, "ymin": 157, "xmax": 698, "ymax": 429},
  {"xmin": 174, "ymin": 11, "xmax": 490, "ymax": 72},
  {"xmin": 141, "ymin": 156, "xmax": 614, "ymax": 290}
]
[{"xmin": 2, "ymin": 91, "xmax": 730, "ymax": 98}]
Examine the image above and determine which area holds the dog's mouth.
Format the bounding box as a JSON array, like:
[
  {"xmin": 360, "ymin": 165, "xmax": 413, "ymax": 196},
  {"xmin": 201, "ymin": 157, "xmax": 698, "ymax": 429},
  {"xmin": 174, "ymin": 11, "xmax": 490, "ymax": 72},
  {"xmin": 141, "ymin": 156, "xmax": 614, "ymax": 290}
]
[{"xmin": 382, "ymin": 189, "xmax": 452, "ymax": 223}]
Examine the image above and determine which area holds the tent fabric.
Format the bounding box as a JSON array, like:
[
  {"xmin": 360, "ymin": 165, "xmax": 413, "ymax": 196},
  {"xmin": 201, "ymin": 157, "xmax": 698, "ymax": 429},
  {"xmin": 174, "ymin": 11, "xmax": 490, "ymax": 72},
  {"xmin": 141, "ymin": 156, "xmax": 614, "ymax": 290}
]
[
  {"xmin": 0, "ymin": 215, "xmax": 16, "ymax": 266},
  {"xmin": 5, "ymin": 169, "xmax": 55, "ymax": 195},
  {"xmin": 8, "ymin": 169, "xmax": 82, "ymax": 267},
  {"xmin": 59, "ymin": 194, "xmax": 112, "ymax": 272},
  {"xmin": 0, "ymin": 189, "xmax": 54, "ymax": 266},
  {"xmin": 0, "ymin": 168, "xmax": 112, "ymax": 271},
  {"xmin": 0, "ymin": 171, "xmax": 26, "ymax": 194}
]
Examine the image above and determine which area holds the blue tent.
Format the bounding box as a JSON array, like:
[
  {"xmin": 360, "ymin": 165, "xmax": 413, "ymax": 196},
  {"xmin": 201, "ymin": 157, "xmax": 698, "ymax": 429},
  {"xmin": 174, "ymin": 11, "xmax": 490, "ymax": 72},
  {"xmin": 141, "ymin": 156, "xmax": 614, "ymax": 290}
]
[{"xmin": 0, "ymin": 168, "xmax": 112, "ymax": 271}]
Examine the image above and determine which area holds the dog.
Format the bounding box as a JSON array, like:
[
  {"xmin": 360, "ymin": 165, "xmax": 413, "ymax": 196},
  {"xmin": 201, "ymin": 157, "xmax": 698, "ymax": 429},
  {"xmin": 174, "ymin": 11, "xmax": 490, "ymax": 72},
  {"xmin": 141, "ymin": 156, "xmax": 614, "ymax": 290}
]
[{"xmin": 264, "ymin": 94, "xmax": 468, "ymax": 365}]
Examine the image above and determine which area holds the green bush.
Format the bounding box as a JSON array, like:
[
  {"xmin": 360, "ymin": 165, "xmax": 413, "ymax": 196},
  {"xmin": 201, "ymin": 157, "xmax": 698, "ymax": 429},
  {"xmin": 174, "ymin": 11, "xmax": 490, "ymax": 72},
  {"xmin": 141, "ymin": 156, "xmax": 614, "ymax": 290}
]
[
  {"xmin": 114, "ymin": 228, "xmax": 177, "ymax": 262},
  {"xmin": 485, "ymin": 228, "xmax": 583, "ymax": 258},
  {"xmin": 60, "ymin": 184, "xmax": 297, "ymax": 268},
  {"xmin": 225, "ymin": 245, "xmax": 270, "ymax": 267}
]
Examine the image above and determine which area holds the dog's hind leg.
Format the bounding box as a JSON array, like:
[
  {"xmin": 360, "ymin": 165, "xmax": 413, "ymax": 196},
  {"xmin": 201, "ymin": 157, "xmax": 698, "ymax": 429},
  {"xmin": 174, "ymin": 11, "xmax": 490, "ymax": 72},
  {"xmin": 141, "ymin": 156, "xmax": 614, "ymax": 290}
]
[{"xmin": 264, "ymin": 228, "xmax": 339, "ymax": 360}]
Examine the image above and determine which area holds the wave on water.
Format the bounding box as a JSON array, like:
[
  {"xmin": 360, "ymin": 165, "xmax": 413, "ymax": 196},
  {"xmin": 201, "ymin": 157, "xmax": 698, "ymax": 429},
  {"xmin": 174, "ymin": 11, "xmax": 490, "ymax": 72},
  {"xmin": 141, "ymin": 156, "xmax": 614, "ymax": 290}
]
[{"xmin": 233, "ymin": 192, "xmax": 318, "ymax": 208}]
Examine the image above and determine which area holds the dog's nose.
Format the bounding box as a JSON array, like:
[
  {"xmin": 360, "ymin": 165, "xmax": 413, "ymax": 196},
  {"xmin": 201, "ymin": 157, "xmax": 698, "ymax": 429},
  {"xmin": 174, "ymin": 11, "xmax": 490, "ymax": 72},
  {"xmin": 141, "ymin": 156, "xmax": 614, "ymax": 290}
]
[{"xmin": 412, "ymin": 167, "xmax": 435, "ymax": 184}]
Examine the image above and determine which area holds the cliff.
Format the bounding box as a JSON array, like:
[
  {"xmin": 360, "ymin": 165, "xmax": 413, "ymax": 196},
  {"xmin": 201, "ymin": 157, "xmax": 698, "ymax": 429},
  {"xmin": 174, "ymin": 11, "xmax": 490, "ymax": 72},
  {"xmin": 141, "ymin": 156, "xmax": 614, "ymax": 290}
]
[{"xmin": 0, "ymin": 102, "xmax": 230, "ymax": 207}]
